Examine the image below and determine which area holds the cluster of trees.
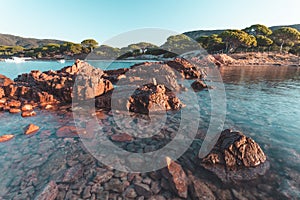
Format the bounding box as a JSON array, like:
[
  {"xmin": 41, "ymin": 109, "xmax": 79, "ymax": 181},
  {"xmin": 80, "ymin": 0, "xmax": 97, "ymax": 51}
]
[
  {"xmin": 1, "ymin": 24, "xmax": 300, "ymax": 59},
  {"xmin": 196, "ymin": 24, "xmax": 300, "ymax": 54},
  {"xmin": 0, "ymin": 39, "xmax": 99, "ymax": 58}
]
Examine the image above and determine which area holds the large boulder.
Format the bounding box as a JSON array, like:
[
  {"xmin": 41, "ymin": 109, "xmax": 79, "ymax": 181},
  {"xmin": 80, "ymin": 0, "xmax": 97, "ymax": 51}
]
[
  {"xmin": 127, "ymin": 83, "xmax": 183, "ymax": 114},
  {"xmin": 201, "ymin": 129, "xmax": 269, "ymax": 182},
  {"xmin": 5, "ymin": 60, "xmax": 113, "ymax": 104},
  {"xmin": 127, "ymin": 61, "xmax": 182, "ymax": 91},
  {"xmin": 73, "ymin": 61, "xmax": 113, "ymax": 101},
  {"xmin": 166, "ymin": 57, "xmax": 204, "ymax": 79}
]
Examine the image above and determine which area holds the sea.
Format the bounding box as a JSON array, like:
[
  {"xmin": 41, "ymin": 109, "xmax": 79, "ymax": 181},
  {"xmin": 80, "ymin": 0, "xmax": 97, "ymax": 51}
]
[{"xmin": 0, "ymin": 60, "xmax": 299, "ymax": 199}]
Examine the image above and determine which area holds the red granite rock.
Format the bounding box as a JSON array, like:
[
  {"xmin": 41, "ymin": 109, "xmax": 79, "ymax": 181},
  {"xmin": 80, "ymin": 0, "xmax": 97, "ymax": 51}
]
[
  {"xmin": 165, "ymin": 157, "xmax": 188, "ymax": 198},
  {"xmin": 24, "ymin": 124, "xmax": 40, "ymax": 135},
  {"xmin": 35, "ymin": 181, "xmax": 58, "ymax": 200},
  {"xmin": 21, "ymin": 110, "xmax": 36, "ymax": 117},
  {"xmin": 0, "ymin": 134, "xmax": 14, "ymax": 143},
  {"xmin": 111, "ymin": 133, "xmax": 133, "ymax": 142}
]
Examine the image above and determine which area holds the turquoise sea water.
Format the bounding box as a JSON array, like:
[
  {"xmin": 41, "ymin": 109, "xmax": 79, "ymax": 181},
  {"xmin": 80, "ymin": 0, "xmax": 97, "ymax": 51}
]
[
  {"xmin": 0, "ymin": 60, "xmax": 147, "ymax": 79},
  {"xmin": 0, "ymin": 61, "xmax": 299, "ymax": 198}
]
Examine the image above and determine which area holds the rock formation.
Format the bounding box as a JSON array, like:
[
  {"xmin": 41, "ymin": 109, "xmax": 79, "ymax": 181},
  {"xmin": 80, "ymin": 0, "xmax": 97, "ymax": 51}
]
[
  {"xmin": 127, "ymin": 83, "xmax": 183, "ymax": 114},
  {"xmin": 201, "ymin": 129, "xmax": 269, "ymax": 182}
]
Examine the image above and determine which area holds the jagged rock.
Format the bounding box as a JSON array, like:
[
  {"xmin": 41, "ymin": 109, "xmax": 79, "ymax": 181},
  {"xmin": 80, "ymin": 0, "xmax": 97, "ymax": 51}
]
[
  {"xmin": 35, "ymin": 181, "xmax": 58, "ymax": 200},
  {"xmin": 7, "ymin": 100, "xmax": 21, "ymax": 108},
  {"xmin": 72, "ymin": 60, "xmax": 113, "ymax": 101},
  {"xmin": 60, "ymin": 164, "xmax": 83, "ymax": 183},
  {"xmin": 56, "ymin": 126, "xmax": 80, "ymax": 138},
  {"xmin": 201, "ymin": 129, "xmax": 269, "ymax": 182},
  {"xmin": 93, "ymin": 169, "xmax": 114, "ymax": 184},
  {"xmin": 134, "ymin": 183, "xmax": 152, "ymax": 198},
  {"xmin": 0, "ymin": 60, "xmax": 112, "ymax": 105},
  {"xmin": 104, "ymin": 178, "xmax": 125, "ymax": 193},
  {"xmin": 0, "ymin": 74, "xmax": 13, "ymax": 87},
  {"xmin": 188, "ymin": 172, "xmax": 215, "ymax": 200},
  {"xmin": 0, "ymin": 98, "xmax": 6, "ymax": 104},
  {"xmin": 21, "ymin": 110, "xmax": 36, "ymax": 117},
  {"xmin": 104, "ymin": 68, "xmax": 129, "ymax": 84},
  {"xmin": 0, "ymin": 87, "xmax": 5, "ymax": 99},
  {"xmin": 166, "ymin": 57, "xmax": 203, "ymax": 79},
  {"xmin": 165, "ymin": 157, "xmax": 188, "ymax": 198},
  {"xmin": 9, "ymin": 108, "xmax": 21, "ymax": 113},
  {"xmin": 21, "ymin": 104, "xmax": 33, "ymax": 111},
  {"xmin": 127, "ymin": 61, "xmax": 182, "ymax": 91},
  {"xmin": 0, "ymin": 134, "xmax": 14, "ymax": 143},
  {"xmin": 191, "ymin": 79, "xmax": 208, "ymax": 91},
  {"xmin": 127, "ymin": 83, "xmax": 183, "ymax": 114},
  {"xmin": 123, "ymin": 186, "xmax": 137, "ymax": 199},
  {"xmin": 24, "ymin": 124, "xmax": 40, "ymax": 135},
  {"xmin": 213, "ymin": 54, "xmax": 236, "ymax": 66}
]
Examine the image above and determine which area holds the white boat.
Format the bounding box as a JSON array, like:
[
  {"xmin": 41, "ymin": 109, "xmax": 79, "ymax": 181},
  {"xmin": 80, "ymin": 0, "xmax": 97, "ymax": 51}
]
[
  {"xmin": 57, "ymin": 59, "xmax": 65, "ymax": 63},
  {"xmin": 4, "ymin": 57, "xmax": 30, "ymax": 63}
]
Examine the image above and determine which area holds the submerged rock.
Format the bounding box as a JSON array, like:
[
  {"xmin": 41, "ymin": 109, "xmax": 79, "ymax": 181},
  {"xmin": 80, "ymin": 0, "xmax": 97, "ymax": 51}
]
[
  {"xmin": 201, "ymin": 129, "xmax": 269, "ymax": 182},
  {"xmin": 24, "ymin": 124, "xmax": 40, "ymax": 135},
  {"xmin": 111, "ymin": 133, "xmax": 133, "ymax": 142},
  {"xmin": 35, "ymin": 181, "xmax": 58, "ymax": 200},
  {"xmin": 0, "ymin": 134, "xmax": 14, "ymax": 143},
  {"xmin": 188, "ymin": 172, "xmax": 216, "ymax": 200}
]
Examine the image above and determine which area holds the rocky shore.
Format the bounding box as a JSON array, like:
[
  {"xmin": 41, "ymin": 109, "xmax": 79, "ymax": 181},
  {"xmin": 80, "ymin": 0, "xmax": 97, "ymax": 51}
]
[
  {"xmin": 0, "ymin": 58, "xmax": 277, "ymax": 199},
  {"xmin": 200, "ymin": 52, "xmax": 300, "ymax": 67}
]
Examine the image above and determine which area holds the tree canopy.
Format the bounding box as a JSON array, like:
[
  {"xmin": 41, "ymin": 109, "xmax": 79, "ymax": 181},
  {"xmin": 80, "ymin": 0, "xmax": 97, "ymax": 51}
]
[
  {"xmin": 272, "ymin": 27, "xmax": 300, "ymax": 53},
  {"xmin": 243, "ymin": 24, "xmax": 272, "ymax": 36},
  {"xmin": 81, "ymin": 39, "xmax": 99, "ymax": 52},
  {"xmin": 219, "ymin": 30, "xmax": 257, "ymax": 52}
]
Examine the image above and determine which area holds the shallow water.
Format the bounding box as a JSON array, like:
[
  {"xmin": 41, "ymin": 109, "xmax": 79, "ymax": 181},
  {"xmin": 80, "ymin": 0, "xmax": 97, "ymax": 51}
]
[
  {"xmin": 0, "ymin": 62, "xmax": 299, "ymax": 199},
  {"xmin": 0, "ymin": 60, "xmax": 148, "ymax": 79}
]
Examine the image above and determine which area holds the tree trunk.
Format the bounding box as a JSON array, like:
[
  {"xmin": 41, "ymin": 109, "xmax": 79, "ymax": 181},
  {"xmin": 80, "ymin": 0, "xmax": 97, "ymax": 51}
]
[{"xmin": 280, "ymin": 41, "xmax": 284, "ymax": 54}]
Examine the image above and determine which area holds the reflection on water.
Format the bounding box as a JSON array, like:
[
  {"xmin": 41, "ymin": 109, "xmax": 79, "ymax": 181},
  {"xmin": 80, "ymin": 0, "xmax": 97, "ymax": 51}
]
[
  {"xmin": 218, "ymin": 65, "xmax": 300, "ymax": 198},
  {"xmin": 219, "ymin": 65, "xmax": 300, "ymax": 84}
]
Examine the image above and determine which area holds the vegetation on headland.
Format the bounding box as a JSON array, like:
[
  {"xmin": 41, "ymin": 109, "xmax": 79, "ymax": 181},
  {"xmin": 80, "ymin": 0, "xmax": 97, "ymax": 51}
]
[{"xmin": 1, "ymin": 24, "xmax": 300, "ymax": 60}]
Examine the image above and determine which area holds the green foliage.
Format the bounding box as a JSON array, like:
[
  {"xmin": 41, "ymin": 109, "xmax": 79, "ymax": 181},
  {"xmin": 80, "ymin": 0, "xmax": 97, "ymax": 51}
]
[
  {"xmin": 243, "ymin": 24, "xmax": 272, "ymax": 36},
  {"xmin": 219, "ymin": 30, "xmax": 257, "ymax": 52},
  {"xmin": 272, "ymin": 27, "xmax": 300, "ymax": 52},
  {"xmin": 256, "ymin": 35, "xmax": 273, "ymax": 47},
  {"xmin": 94, "ymin": 45, "xmax": 121, "ymax": 59},
  {"xmin": 196, "ymin": 34, "xmax": 225, "ymax": 53},
  {"xmin": 161, "ymin": 34, "xmax": 201, "ymax": 54},
  {"xmin": 81, "ymin": 39, "xmax": 99, "ymax": 52}
]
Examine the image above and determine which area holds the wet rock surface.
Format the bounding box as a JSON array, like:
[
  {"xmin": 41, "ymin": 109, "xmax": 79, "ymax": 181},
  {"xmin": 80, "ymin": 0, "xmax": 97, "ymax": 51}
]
[{"xmin": 191, "ymin": 79, "xmax": 209, "ymax": 91}]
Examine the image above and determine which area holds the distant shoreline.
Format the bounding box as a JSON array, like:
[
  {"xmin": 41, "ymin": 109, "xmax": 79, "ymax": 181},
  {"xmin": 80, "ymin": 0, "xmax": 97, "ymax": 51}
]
[{"xmin": 1, "ymin": 52, "xmax": 299, "ymax": 67}]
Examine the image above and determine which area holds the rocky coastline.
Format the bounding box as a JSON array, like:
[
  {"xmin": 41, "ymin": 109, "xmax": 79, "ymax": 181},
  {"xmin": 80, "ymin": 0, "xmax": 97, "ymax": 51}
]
[{"xmin": 0, "ymin": 58, "xmax": 278, "ymax": 199}]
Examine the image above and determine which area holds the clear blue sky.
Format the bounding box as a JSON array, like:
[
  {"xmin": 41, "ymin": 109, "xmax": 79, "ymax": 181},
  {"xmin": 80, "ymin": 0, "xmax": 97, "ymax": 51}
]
[{"xmin": 1, "ymin": 0, "xmax": 300, "ymax": 46}]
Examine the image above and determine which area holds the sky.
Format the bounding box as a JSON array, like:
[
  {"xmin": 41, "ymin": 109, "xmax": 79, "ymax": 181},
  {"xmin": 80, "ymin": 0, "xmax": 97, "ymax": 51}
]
[{"xmin": 0, "ymin": 0, "xmax": 300, "ymax": 47}]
